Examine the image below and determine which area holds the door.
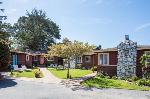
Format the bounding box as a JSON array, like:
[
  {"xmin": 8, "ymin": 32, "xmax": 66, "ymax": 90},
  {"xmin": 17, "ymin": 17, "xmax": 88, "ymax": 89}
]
[
  {"xmin": 13, "ymin": 54, "xmax": 17, "ymax": 65},
  {"xmin": 40, "ymin": 56, "xmax": 45, "ymax": 65}
]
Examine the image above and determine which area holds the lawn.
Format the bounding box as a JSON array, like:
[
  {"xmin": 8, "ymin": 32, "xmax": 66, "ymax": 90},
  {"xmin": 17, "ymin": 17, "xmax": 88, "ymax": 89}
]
[
  {"xmin": 47, "ymin": 68, "xmax": 93, "ymax": 79},
  {"xmin": 81, "ymin": 76, "xmax": 150, "ymax": 91},
  {"xmin": 11, "ymin": 69, "xmax": 43, "ymax": 78}
]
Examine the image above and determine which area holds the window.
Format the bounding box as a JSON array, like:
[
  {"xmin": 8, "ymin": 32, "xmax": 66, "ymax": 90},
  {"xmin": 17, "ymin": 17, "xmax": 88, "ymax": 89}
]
[
  {"xmin": 26, "ymin": 55, "xmax": 29, "ymax": 61},
  {"xmin": 85, "ymin": 56, "xmax": 91, "ymax": 63},
  {"xmin": 77, "ymin": 57, "xmax": 82, "ymax": 63},
  {"xmin": 34, "ymin": 56, "xmax": 38, "ymax": 61},
  {"xmin": 99, "ymin": 53, "xmax": 109, "ymax": 65}
]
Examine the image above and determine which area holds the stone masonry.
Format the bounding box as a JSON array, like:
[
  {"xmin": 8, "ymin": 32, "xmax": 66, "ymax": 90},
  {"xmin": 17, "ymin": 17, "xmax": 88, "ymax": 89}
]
[{"xmin": 117, "ymin": 35, "xmax": 137, "ymax": 78}]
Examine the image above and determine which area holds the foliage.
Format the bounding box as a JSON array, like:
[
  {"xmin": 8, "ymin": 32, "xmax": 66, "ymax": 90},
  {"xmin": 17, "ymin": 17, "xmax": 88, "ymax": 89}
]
[
  {"xmin": 47, "ymin": 68, "xmax": 92, "ymax": 79},
  {"xmin": 81, "ymin": 76, "xmax": 150, "ymax": 91},
  {"xmin": 111, "ymin": 76, "xmax": 118, "ymax": 80},
  {"xmin": 13, "ymin": 9, "xmax": 61, "ymax": 51},
  {"xmin": 137, "ymin": 79, "xmax": 150, "ymax": 86},
  {"xmin": 76, "ymin": 64, "xmax": 82, "ymax": 69},
  {"xmin": 140, "ymin": 54, "xmax": 150, "ymax": 78},
  {"xmin": 0, "ymin": 40, "xmax": 10, "ymax": 71},
  {"xmin": 11, "ymin": 70, "xmax": 35, "ymax": 78},
  {"xmin": 47, "ymin": 40, "xmax": 94, "ymax": 78},
  {"xmin": 0, "ymin": 23, "xmax": 13, "ymax": 41},
  {"xmin": 91, "ymin": 66, "xmax": 97, "ymax": 71},
  {"xmin": 140, "ymin": 54, "xmax": 150, "ymax": 67},
  {"xmin": 33, "ymin": 69, "xmax": 43, "ymax": 78}
]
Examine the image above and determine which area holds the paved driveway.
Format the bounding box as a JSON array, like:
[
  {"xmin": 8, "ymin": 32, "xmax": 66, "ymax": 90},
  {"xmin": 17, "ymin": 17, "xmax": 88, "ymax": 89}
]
[{"xmin": 0, "ymin": 79, "xmax": 150, "ymax": 99}]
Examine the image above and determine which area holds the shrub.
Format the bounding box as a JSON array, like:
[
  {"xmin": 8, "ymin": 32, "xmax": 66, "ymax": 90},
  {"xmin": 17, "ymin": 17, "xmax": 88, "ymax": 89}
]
[
  {"xmin": 137, "ymin": 79, "xmax": 150, "ymax": 86},
  {"xmin": 131, "ymin": 76, "xmax": 139, "ymax": 81},
  {"xmin": 34, "ymin": 69, "xmax": 43, "ymax": 78},
  {"xmin": 112, "ymin": 76, "xmax": 118, "ymax": 80},
  {"xmin": 76, "ymin": 64, "xmax": 82, "ymax": 69},
  {"xmin": 91, "ymin": 66, "xmax": 97, "ymax": 71},
  {"xmin": 97, "ymin": 73, "xmax": 105, "ymax": 78},
  {"xmin": 0, "ymin": 40, "xmax": 10, "ymax": 71}
]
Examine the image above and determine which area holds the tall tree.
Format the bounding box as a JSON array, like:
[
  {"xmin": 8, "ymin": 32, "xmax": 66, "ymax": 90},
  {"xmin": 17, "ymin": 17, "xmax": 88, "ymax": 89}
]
[
  {"xmin": 13, "ymin": 9, "xmax": 61, "ymax": 51},
  {"xmin": 0, "ymin": 2, "xmax": 10, "ymax": 71}
]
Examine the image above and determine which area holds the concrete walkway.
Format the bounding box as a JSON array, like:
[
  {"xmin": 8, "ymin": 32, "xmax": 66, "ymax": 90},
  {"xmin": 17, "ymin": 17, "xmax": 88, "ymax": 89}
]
[
  {"xmin": 38, "ymin": 67, "xmax": 61, "ymax": 84},
  {"xmin": 61, "ymin": 72, "xmax": 97, "ymax": 90},
  {"xmin": 14, "ymin": 67, "xmax": 61, "ymax": 84}
]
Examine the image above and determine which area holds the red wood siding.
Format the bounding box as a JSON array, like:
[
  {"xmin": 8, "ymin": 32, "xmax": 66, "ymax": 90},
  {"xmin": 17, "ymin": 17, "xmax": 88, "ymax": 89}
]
[
  {"xmin": 109, "ymin": 51, "xmax": 118, "ymax": 65},
  {"xmin": 97, "ymin": 51, "xmax": 117, "ymax": 76},
  {"xmin": 17, "ymin": 53, "xmax": 26, "ymax": 65}
]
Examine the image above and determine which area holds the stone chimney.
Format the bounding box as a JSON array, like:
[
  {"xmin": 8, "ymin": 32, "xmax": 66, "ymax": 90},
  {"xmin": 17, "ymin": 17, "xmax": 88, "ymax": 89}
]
[{"xmin": 125, "ymin": 35, "xmax": 129, "ymax": 40}]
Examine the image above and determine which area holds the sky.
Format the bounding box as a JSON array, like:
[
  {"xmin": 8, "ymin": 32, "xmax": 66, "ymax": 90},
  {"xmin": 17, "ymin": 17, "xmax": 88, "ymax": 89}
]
[{"xmin": 1, "ymin": 0, "xmax": 150, "ymax": 48}]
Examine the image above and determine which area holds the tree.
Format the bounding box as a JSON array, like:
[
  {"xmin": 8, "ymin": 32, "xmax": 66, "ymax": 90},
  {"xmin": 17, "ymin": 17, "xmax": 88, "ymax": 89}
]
[
  {"xmin": 0, "ymin": 23, "xmax": 12, "ymax": 41},
  {"xmin": 0, "ymin": 2, "xmax": 11, "ymax": 71},
  {"xmin": 71, "ymin": 40, "xmax": 95, "ymax": 68},
  {"xmin": 47, "ymin": 40, "xmax": 95, "ymax": 78},
  {"xmin": 13, "ymin": 9, "xmax": 61, "ymax": 51},
  {"xmin": 0, "ymin": 2, "xmax": 7, "ymax": 23},
  {"xmin": 0, "ymin": 40, "xmax": 10, "ymax": 71}
]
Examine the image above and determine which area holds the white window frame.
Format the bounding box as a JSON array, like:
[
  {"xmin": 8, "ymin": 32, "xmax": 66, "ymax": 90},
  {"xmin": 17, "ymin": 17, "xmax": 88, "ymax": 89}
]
[
  {"xmin": 26, "ymin": 55, "xmax": 29, "ymax": 61},
  {"xmin": 98, "ymin": 53, "xmax": 109, "ymax": 65},
  {"xmin": 84, "ymin": 56, "xmax": 91, "ymax": 63},
  {"xmin": 77, "ymin": 56, "xmax": 82, "ymax": 63}
]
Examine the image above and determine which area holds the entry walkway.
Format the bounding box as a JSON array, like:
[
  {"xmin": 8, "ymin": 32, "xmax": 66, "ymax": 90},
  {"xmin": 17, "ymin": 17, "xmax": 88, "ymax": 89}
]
[
  {"xmin": 38, "ymin": 67, "xmax": 61, "ymax": 84},
  {"xmin": 14, "ymin": 67, "xmax": 61, "ymax": 84}
]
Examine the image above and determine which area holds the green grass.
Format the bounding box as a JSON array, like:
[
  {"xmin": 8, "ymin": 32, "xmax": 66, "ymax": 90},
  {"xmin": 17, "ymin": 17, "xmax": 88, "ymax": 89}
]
[
  {"xmin": 11, "ymin": 69, "xmax": 43, "ymax": 78},
  {"xmin": 81, "ymin": 76, "xmax": 150, "ymax": 91},
  {"xmin": 47, "ymin": 68, "xmax": 93, "ymax": 79}
]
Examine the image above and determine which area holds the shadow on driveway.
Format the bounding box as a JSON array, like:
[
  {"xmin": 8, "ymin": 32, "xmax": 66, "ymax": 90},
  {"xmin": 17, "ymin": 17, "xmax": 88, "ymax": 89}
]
[{"xmin": 0, "ymin": 79, "xmax": 17, "ymax": 89}]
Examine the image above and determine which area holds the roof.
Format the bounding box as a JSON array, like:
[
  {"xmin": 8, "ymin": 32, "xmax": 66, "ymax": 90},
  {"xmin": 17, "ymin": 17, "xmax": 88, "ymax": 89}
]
[
  {"xmin": 137, "ymin": 45, "xmax": 150, "ymax": 50},
  {"xmin": 10, "ymin": 51, "xmax": 32, "ymax": 55},
  {"xmin": 93, "ymin": 48, "xmax": 117, "ymax": 53},
  {"xmin": 83, "ymin": 52, "xmax": 97, "ymax": 55},
  {"xmin": 93, "ymin": 45, "xmax": 150, "ymax": 53}
]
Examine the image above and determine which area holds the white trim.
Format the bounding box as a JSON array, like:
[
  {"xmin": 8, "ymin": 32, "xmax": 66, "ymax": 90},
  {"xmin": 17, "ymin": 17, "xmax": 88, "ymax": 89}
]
[
  {"xmin": 99, "ymin": 65, "xmax": 117, "ymax": 66},
  {"xmin": 98, "ymin": 53, "xmax": 109, "ymax": 65},
  {"xmin": 26, "ymin": 55, "xmax": 29, "ymax": 61},
  {"xmin": 77, "ymin": 56, "xmax": 82, "ymax": 63}
]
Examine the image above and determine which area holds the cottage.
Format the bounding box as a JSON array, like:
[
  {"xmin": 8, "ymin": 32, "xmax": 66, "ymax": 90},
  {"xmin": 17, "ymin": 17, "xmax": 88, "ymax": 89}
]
[{"xmin": 78, "ymin": 37, "xmax": 150, "ymax": 77}]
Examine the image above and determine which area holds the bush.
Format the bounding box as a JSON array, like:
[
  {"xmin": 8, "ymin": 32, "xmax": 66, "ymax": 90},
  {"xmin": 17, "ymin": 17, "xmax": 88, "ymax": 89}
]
[
  {"xmin": 34, "ymin": 69, "xmax": 43, "ymax": 78},
  {"xmin": 112, "ymin": 76, "xmax": 118, "ymax": 80},
  {"xmin": 76, "ymin": 64, "xmax": 82, "ymax": 69},
  {"xmin": 131, "ymin": 76, "xmax": 139, "ymax": 81},
  {"xmin": 97, "ymin": 73, "xmax": 105, "ymax": 78},
  {"xmin": 0, "ymin": 40, "xmax": 10, "ymax": 71},
  {"xmin": 137, "ymin": 79, "xmax": 150, "ymax": 86},
  {"xmin": 91, "ymin": 66, "xmax": 97, "ymax": 71}
]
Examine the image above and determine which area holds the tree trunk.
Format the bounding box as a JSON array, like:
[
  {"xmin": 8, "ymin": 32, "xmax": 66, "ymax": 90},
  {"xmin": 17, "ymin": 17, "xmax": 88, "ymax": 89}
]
[
  {"xmin": 75, "ymin": 56, "xmax": 77, "ymax": 69},
  {"xmin": 67, "ymin": 59, "xmax": 70, "ymax": 79}
]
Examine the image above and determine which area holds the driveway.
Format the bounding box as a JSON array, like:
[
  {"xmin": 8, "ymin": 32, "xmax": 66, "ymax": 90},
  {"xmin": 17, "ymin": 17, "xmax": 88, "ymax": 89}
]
[{"xmin": 0, "ymin": 79, "xmax": 150, "ymax": 99}]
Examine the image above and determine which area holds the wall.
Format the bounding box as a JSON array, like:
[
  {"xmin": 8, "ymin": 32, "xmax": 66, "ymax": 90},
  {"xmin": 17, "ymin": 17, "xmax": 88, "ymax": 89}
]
[{"xmin": 97, "ymin": 51, "xmax": 118, "ymax": 76}]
